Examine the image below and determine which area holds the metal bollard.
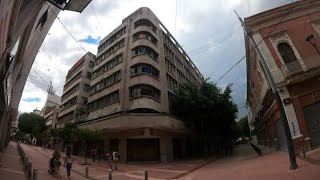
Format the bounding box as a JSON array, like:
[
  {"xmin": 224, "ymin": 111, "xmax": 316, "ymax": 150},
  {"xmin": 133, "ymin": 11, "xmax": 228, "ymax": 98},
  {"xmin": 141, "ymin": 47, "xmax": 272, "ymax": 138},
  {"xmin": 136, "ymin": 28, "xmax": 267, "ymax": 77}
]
[
  {"xmin": 85, "ymin": 165, "xmax": 88, "ymax": 177},
  {"xmin": 145, "ymin": 170, "xmax": 148, "ymax": 180},
  {"xmin": 274, "ymin": 139, "xmax": 279, "ymax": 150},
  {"xmin": 28, "ymin": 161, "xmax": 32, "ymax": 179},
  {"xmin": 301, "ymin": 146, "xmax": 306, "ymax": 158},
  {"xmin": 32, "ymin": 168, "xmax": 38, "ymax": 180},
  {"xmin": 108, "ymin": 169, "xmax": 112, "ymax": 180},
  {"xmin": 24, "ymin": 157, "xmax": 29, "ymax": 170}
]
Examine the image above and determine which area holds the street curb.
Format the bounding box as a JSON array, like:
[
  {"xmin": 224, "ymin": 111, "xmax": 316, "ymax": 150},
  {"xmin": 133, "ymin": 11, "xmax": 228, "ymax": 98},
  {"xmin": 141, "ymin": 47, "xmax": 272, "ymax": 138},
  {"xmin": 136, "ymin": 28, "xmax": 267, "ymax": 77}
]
[{"xmin": 296, "ymin": 154, "xmax": 320, "ymax": 165}]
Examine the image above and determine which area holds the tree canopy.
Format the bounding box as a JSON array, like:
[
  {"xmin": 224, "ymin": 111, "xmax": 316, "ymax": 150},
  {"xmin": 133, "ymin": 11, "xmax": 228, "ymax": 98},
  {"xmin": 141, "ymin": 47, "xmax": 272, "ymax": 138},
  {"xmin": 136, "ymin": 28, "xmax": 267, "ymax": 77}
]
[
  {"xmin": 171, "ymin": 81, "xmax": 238, "ymax": 153},
  {"xmin": 18, "ymin": 112, "xmax": 46, "ymax": 138},
  {"xmin": 237, "ymin": 116, "xmax": 250, "ymax": 137}
]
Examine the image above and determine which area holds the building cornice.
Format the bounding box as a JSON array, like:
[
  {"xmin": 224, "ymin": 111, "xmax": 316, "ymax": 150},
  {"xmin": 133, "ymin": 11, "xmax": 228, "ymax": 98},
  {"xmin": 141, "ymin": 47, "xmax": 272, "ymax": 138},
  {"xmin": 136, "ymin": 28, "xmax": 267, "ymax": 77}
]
[{"xmin": 245, "ymin": 0, "xmax": 320, "ymax": 33}]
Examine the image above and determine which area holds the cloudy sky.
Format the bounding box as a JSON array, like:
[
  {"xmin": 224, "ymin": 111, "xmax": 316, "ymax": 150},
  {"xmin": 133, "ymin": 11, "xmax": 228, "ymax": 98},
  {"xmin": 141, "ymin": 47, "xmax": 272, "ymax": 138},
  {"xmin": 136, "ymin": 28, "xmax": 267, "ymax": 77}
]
[{"xmin": 18, "ymin": 0, "xmax": 293, "ymax": 118}]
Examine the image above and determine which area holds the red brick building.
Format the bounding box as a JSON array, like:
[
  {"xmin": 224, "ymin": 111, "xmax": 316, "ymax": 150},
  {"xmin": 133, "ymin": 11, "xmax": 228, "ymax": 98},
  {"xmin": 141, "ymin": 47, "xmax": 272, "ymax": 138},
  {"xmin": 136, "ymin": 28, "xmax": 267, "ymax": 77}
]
[{"xmin": 246, "ymin": 0, "xmax": 320, "ymax": 152}]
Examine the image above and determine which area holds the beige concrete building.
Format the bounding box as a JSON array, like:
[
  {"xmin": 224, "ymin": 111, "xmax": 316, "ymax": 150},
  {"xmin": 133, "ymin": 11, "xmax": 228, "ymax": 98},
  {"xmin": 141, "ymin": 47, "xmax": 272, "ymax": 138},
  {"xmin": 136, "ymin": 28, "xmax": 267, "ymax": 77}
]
[
  {"xmin": 57, "ymin": 52, "xmax": 95, "ymax": 127},
  {"xmin": 79, "ymin": 7, "xmax": 204, "ymax": 162}
]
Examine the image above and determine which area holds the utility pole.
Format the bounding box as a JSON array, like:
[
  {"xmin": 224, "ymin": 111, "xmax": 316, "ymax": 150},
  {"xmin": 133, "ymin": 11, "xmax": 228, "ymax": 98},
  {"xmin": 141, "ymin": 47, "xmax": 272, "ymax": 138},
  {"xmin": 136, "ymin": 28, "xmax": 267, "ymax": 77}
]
[{"xmin": 235, "ymin": 11, "xmax": 298, "ymax": 170}]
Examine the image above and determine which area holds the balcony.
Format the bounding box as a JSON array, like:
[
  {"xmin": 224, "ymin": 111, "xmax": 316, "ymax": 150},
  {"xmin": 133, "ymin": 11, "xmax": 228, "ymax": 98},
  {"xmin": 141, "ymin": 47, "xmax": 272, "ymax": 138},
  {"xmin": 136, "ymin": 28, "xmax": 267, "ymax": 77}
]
[{"xmin": 280, "ymin": 54, "xmax": 320, "ymax": 78}]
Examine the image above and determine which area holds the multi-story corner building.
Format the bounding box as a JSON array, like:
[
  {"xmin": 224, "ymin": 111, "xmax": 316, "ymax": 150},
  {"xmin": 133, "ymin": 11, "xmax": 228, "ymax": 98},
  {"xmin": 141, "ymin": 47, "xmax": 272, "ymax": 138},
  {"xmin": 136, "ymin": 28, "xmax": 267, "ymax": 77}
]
[
  {"xmin": 245, "ymin": 0, "xmax": 320, "ymax": 152},
  {"xmin": 57, "ymin": 52, "xmax": 95, "ymax": 127},
  {"xmin": 79, "ymin": 7, "xmax": 204, "ymax": 163}
]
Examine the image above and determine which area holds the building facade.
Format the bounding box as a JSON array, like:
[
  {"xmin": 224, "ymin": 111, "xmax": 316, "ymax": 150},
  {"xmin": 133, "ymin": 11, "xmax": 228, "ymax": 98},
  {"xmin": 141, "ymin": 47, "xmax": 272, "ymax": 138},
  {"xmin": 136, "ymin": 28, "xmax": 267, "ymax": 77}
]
[
  {"xmin": 78, "ymin": 7, "xmax": 204, "ymax": 162},
  {"xmin": 57, "ymin": 52, "xmax": 95, "ymax": 127},
  {"xmin": 42, "ymin": 92, "xmax": 60, "ymax": 129},
  {"xmin": 245, "ymin": 0, "xmax": 320, "ymax": 152},
  {"xmin": 0, "ymin": 0, "xmax": 60, "ymax": 151}
]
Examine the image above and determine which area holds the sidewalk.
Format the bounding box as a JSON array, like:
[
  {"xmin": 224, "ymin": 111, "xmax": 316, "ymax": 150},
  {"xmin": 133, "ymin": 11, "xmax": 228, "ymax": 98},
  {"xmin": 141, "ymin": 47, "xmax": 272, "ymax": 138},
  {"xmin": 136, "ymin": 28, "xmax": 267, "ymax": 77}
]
[
  {"xmin": 27, "ymin": 145, "xmax": 211, "ymax": 180},
  {"xmin": 21, "ymin": 143, "xmax": 260, "ymax": 180},
  {"xmin": 0, "ymin": 141, "xmax": 25, "ymax": 180},
  {"xmin": 177, "ymin": 150, "xmax": 320, "ymax": 180},
  {"xmin": 20, "ymin": 143, "xmax": 87, "ymax": 180}
]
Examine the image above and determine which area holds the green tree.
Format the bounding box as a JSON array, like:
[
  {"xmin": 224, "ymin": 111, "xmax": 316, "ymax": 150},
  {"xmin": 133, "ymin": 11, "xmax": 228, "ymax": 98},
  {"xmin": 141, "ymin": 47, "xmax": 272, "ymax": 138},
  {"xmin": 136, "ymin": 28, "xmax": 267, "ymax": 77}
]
[
  {"xmin": 238, "ymin": 116, "xmax": 250, "ymax": 137},
  {"xmin": 38, "ymin": 131, "xmax": 50, "ymax": 146},
  {"xmin": 50, "ymin": 128, "xmax": 63, "ymax": 147},
  {"xmin": 18, "ymin": 112, "xmax": 46, "ymax": 139},
  {"xmin": 77, "ymin": 128, "xmax": 102, "ymax": 164},
  {"xmin": 59, "ymin": 122, "xmax": 79, "ymax": 154},
  {"xmin": 171, "ymin": 81, "xmax": 238, "ymax": 155}
]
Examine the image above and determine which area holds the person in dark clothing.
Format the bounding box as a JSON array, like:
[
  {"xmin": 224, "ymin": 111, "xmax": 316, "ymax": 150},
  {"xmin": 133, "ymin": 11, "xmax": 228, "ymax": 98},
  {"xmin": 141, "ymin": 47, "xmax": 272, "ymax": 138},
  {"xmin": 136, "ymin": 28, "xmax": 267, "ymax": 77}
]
[
  {"xmin": 63, "ymin": 153, "xmax": 74, "ymax": 178},
  {"xmin": 91, "ymin": 148, "xmax": 97, "ymax": 162}
]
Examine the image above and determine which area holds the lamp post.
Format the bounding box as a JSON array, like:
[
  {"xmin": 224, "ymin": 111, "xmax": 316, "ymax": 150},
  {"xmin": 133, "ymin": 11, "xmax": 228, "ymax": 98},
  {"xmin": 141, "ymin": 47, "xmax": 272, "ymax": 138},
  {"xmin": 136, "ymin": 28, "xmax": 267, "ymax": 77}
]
[{"xmin": 306, "ymin": 34, "xmax": 320, "ymax": 55}]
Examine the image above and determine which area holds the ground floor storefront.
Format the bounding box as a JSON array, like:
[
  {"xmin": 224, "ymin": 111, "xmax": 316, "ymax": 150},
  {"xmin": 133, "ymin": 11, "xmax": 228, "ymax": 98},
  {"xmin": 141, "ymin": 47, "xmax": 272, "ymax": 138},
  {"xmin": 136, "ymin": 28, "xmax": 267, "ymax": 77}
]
[
  {"xmin": 254, "ymin": 75, "xmax": 320, "ymax": 153},
  {"xmin": 77, "ymin": 113, "xmax": 199, "ymax": 163},
  {"xmin": 288, "ymin": 75, "xmax": 320, "ymax": 150}
]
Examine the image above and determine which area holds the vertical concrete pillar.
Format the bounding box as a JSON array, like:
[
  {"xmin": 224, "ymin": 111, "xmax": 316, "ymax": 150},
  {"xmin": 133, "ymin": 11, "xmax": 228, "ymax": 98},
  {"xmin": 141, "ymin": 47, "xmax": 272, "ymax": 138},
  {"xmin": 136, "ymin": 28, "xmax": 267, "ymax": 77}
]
[
  {"xmin": 0, "ymin": 111, "xmax": 5, "ymax": 152},
  {"xmin": 160, "ymin": 136, "xmax": 173, "ymax": 163},
  {"xmin": 0, "ymin": 111, "xmax": 8, "ymax": 152},
  {"xmin": 104, "ymin": 139, "xmax": 110, "ymax": 153},
  {"xmin": 181, "ymin": 139, "xmax": 187, "ymax": 157},
  {"xmin": 118, "ymin": 137, "xmax": 127, "ymax": 163}
]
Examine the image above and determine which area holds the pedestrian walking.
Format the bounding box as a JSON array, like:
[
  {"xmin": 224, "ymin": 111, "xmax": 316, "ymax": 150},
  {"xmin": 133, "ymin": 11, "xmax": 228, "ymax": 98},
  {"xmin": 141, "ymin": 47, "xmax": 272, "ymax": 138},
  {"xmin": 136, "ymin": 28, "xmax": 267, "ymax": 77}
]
[
  {"xmin": 106, "ymin": 152, "xmax": 112, "ymax": 170},
  {"xmin": 53, "ymin": 147, "xmax": 62, "ymax": 178},
  {"xmin": 112, "ymin": 151, "xmax": 120, "ymax": 171},
  {"xmin": 91, "ymin": 147, "xmax": 97, "ymax": 162},
  {"xmin": 63, "ymin": 153, "xmax": 74, "ymax": 179}
]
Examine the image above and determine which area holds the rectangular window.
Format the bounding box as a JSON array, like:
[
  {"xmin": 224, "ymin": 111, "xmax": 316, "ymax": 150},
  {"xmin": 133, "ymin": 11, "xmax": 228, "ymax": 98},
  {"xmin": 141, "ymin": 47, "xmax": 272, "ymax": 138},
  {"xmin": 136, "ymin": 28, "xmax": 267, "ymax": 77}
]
[
  {"xmin": 89, "ymin": 61, "xmax": 94, "ymax": 68},
  {"xmin": 82, "ymin": 97, "xmax": 88, "ymax": 104},
  {"xmin": 88, "ymin": 90, "xmax": 119, "ymax": 112},
  {"xmin": 86, "ymin": 72, "xmax": 91, "ymax": 79},
  {"xmin": 90, "ymin": 71, "xmax": 121, "ymax": 95}
]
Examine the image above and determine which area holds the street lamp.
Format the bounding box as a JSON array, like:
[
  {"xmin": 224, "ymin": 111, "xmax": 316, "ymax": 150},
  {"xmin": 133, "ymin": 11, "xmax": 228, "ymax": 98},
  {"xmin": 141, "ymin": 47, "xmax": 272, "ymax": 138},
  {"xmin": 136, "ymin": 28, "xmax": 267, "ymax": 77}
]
[{"xmin": 306, "ymin": 34, "xmax": 320, "ymax": 55}]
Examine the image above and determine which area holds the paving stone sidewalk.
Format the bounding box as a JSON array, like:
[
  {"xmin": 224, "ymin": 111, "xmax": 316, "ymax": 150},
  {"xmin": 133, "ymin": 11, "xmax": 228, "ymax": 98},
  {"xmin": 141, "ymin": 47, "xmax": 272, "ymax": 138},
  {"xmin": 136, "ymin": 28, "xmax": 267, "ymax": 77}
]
[
  {"xmin": 21, "ymin": 143, "xmax": 262, "ymax": 180},
  {"xmin": 27, "ymin": 145, "xmax": 210, "ymax": 180},
  {"xmin": 0, "ymin": 141, "xmax": 25, "ymax": 180}
]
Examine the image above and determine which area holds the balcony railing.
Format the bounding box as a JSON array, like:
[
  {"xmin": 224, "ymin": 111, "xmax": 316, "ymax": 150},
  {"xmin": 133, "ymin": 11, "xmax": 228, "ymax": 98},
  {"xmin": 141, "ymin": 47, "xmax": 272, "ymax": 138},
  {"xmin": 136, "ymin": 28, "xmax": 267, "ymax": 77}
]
[
  {"xmin": 280, "ymin": 60, "xmax": 303, "ymax": 77},
  {"xmin": 280, "ymin": 54, "xmax": 320, "ymax": 78}
]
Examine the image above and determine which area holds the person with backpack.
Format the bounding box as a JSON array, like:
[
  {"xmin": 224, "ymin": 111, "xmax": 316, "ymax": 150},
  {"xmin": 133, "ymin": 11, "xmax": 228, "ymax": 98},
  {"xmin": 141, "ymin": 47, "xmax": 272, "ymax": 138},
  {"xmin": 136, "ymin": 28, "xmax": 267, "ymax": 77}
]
[
  {"xmin": 52, "ymin": 147, "xmax": 62, "ymax": 178},
  {"xmin": 63, "ymin": 153, "xmax": 74, "ymax": 179},
  {"xmin": 112, "ymin": 151, "xmax": 120, "ymax": 171}
]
